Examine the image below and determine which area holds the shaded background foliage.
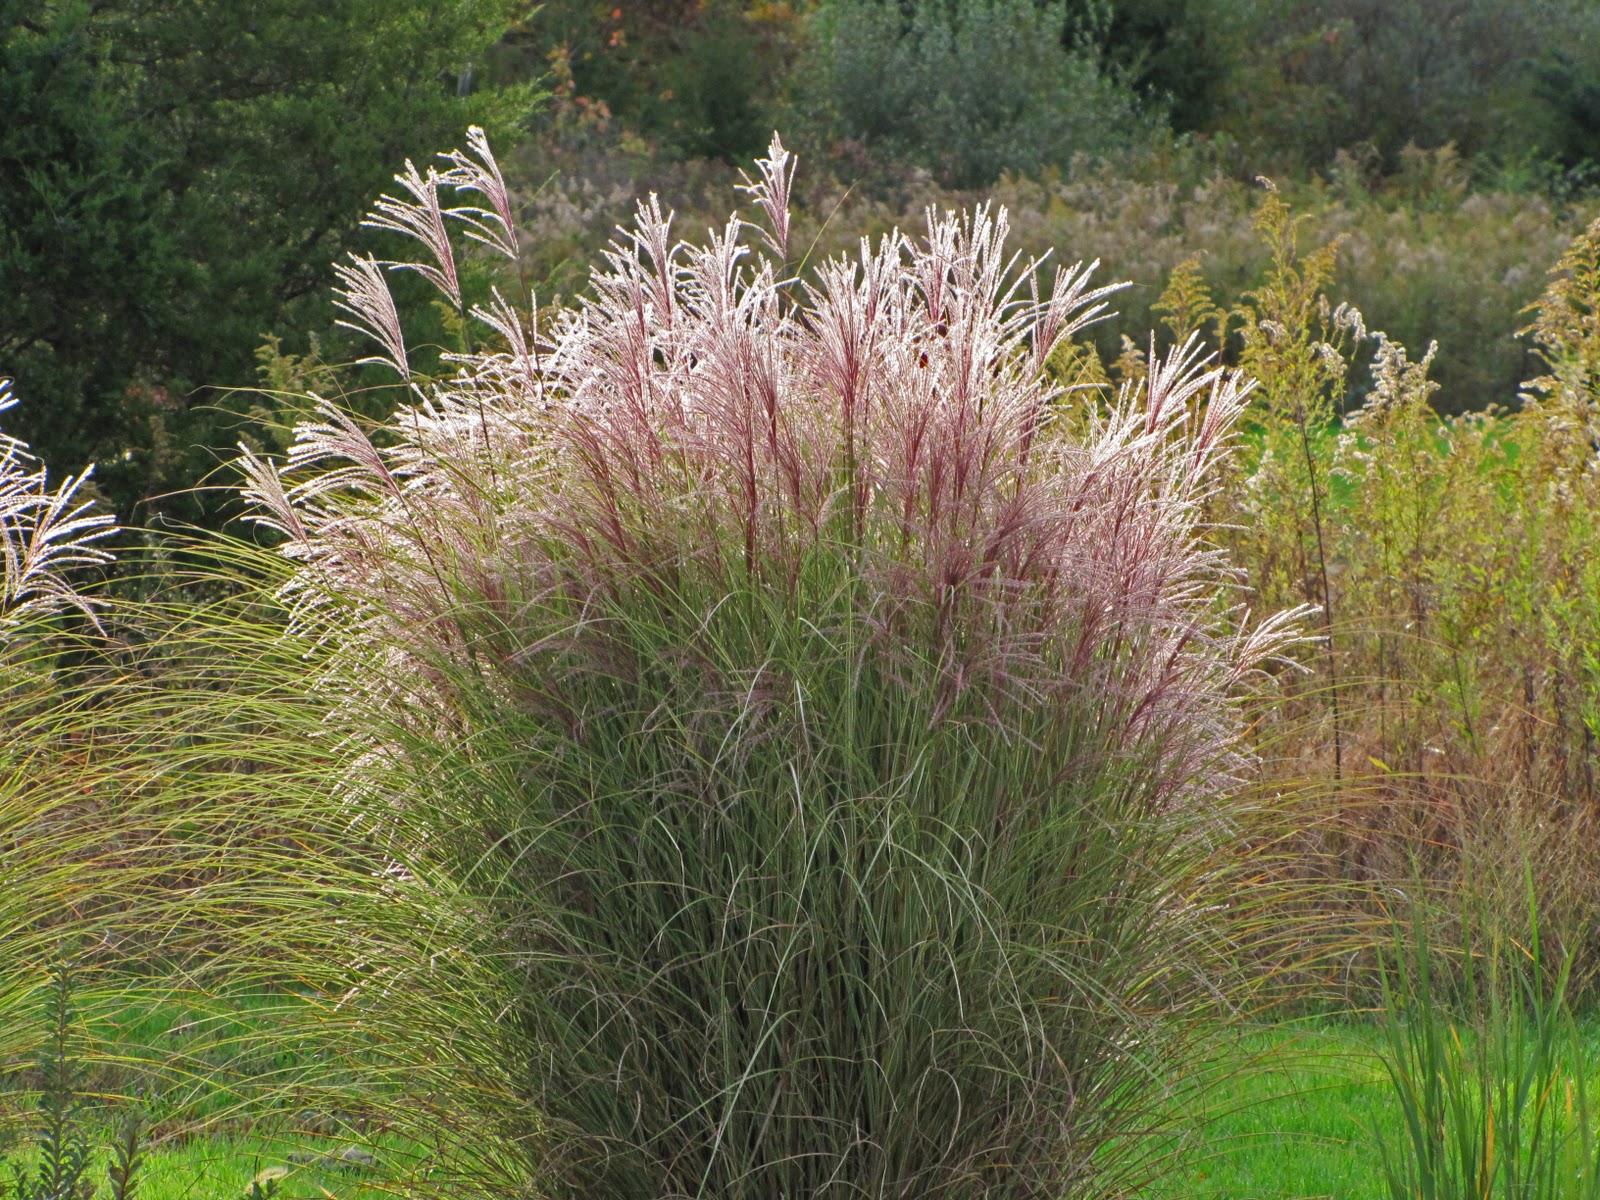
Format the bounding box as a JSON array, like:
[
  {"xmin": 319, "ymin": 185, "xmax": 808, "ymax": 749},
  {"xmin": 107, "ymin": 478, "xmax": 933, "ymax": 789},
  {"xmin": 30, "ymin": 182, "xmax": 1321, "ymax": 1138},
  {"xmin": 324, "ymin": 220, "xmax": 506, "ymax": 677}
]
[
  {"xmin": 10, "ymin": 0, "xmax": 1600, "ymax": 541},
  {"xmin": 0, "ymin": 0, "xmax": 537, "ymax": 529}
]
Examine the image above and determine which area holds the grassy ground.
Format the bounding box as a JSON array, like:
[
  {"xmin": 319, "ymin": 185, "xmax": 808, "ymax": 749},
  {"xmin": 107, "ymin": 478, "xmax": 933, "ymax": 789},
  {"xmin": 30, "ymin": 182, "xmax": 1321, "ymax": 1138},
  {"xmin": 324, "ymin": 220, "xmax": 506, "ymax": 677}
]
[
  {"xmin": 1163, "ymin": 1019, "xmax": 1600, "ymax": 1199},
  {"xmin": 9, "ymin": 1006, "xmax": 1598, "ymax": 1199},
  {"xmin": 1156, "ymin": 1025, "xmax": 1399, "ymax": 1200},
  {"xmin": 2, "ymin": 984, "xmax": 403, "ymax": 1200},
  {"xmin": 131, "ymin": 1025, "xmax": 1396, "ymax": 1199},
  {"xmin": 52, "ymin": 1133, "xmax": 397, "ymax": 1200},
  {"xmin": 126, "ymin": 1025, "xmax": 1398, "ymax": 1198}
]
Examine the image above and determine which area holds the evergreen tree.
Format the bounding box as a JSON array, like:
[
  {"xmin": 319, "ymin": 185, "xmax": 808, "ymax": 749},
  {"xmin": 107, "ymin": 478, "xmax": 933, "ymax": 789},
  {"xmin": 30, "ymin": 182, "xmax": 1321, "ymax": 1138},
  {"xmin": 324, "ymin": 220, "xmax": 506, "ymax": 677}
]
[{"xmin": 0, "ymin": 0, "xmax": 537, "ymax": 527}]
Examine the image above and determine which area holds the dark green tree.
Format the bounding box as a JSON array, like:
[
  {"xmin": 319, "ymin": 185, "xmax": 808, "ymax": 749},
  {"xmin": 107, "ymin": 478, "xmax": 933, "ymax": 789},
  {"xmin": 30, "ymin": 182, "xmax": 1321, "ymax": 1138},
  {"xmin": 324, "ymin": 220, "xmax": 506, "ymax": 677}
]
[
  {"xmin": 1532, "ymin": 46, "xmax": 1600, "ymax": 173},
  {"xmin": 533, "ymin": 0, "xmax": 781, "ymax": 163},
  {"xmin": 1075, "ymin": 0, "xmax": 1239, "ymax": 133},
  {"xmin": 0, "ymin": 0, "xmax": 537, "ymax": 528}
]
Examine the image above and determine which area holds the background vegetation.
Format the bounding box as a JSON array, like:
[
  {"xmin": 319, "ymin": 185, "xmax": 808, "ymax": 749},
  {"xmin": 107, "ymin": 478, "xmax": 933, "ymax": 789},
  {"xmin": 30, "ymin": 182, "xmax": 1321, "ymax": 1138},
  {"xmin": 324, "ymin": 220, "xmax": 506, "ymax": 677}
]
[{"xmin": 13, "ymin": 0, "xmax": 1600, "ymax": 531}]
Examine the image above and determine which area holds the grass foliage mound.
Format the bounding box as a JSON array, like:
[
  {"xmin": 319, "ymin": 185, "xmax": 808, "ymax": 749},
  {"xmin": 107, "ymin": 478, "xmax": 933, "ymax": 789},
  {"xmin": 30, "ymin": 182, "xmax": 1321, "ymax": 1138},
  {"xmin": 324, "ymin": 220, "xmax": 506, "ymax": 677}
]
[{"xmin": 228, "ymin": 135, "xmax": 1306, "ymax": 1196}]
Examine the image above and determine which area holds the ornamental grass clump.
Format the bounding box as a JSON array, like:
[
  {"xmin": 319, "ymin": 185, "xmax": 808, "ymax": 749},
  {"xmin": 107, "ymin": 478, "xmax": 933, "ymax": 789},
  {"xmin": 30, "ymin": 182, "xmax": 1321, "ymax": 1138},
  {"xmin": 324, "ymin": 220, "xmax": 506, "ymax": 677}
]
[
  {"xmin": 243, "ymin": 132, "xmax": 1307, "ymax": 1197},
  {"xmin": 1, "ymin": 380, "xmax": 115, "ymax": 1080}
]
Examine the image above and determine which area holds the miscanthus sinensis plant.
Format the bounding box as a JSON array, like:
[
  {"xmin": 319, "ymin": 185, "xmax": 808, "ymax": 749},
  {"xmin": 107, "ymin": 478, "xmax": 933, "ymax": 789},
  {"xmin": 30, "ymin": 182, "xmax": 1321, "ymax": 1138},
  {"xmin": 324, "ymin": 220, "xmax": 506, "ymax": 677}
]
[
  {"xmin": 0, "ymin": 380, "xmax": 117, "ymax": 1122},
  {"xmin": 0, "ymin": 381, "xmax": 112, "ymax": 643},
  {"xmin": 243, "ymin": 132, "xmax": 1307, "ymax": 1198}
]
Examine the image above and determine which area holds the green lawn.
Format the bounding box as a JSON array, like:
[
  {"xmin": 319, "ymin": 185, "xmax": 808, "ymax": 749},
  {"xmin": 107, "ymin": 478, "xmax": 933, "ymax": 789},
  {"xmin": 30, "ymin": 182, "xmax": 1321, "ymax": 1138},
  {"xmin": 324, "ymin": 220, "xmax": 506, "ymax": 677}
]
[
  {"xmin": 3, "ymin": 984, "xmax": 405, "ymax": 1200},
  {"xmin": 84, "ymin": 1134, "xmax": 395, "ymax": 1200},
  {"xmin": 1156, "ymin": 1026, "xmax": 1399, "ymax": 1200},
  {"xmin": 1162, "ymin": 1020, "xmax": 1600, "ymax": 1199},
  {"xmin": 122, "ymin": 1024, "xmax": 1398, "ymax": 1199},
  {"xmin": 10, "ymin": 1009, "xmax": 1599, "ymax": 1199}
]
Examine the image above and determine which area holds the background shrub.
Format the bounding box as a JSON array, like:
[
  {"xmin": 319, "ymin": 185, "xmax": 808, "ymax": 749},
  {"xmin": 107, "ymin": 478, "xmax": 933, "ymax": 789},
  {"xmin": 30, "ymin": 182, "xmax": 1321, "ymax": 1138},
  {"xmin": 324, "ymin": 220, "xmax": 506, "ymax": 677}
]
[
  {"xmin": 1209, "ymin": 0, "xmax": 1600, "ymax": 175},
  {"xmin": 798, "ymin": 0, "xmax": 1151, "ymax": 187},
  {"xmin": 1154, "ymin": 201, "xmax": 1600, "ymax": 1002}
]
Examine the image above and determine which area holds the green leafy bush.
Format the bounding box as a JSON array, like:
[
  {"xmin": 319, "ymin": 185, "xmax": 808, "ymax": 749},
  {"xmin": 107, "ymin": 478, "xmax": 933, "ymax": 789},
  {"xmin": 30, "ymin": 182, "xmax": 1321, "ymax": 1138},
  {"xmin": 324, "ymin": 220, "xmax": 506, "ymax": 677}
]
[{"xmin": 798, "ymin": 0, "xmax": 1149, "ymax": 187}]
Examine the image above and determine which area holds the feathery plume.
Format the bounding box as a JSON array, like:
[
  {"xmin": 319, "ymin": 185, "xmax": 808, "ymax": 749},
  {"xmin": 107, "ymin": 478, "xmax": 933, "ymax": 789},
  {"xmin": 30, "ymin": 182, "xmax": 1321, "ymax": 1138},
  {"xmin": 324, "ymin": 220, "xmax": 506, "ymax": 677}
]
[
  {"xmin": 364, "ymin": 160, "xmax": 462, "ymax": 307},
  {"xmin": 332, "ymin": 254, "xmax": 411, "ymax": 379},
  {"xmin": 250, "ymin": 134, "xmax": 1303, "ymax": 794},
  {"xmin": 736, "ymin": 132, "xmax": 795, "ymax": 259},
  {"xmin": 439, "ymin": 125, "xmax": 519, "ymax": 262},
  {"xmin": 0, "ymin": 381, "xmax": 115, "ymax": 636}
]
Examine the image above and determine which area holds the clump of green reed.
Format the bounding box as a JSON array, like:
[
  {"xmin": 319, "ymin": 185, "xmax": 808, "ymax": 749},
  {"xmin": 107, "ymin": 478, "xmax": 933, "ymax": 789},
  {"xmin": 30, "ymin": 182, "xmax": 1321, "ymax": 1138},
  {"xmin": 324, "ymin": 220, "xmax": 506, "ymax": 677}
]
[
  {"xmin": 235, "ymin": 131, "xmax": 1313, "ymax": 1197},
  {"xmin": 1, "ymin": 536, "xmax": 530, "ymax": 1196},
  {"xmin": 1375, "ymin": 874, "xmax": 1600, "ymax": 1200},
  {"xmin": 3, "ymin": 334, "xmax": 552, "ymax": 1193},
  {"xmin": 1, "ymin": 378, "xmax": 115, "ymax": 1066},
  {"xmin": 1, "ymin": 365, "xmax": 529, "ymax": 1196}
]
